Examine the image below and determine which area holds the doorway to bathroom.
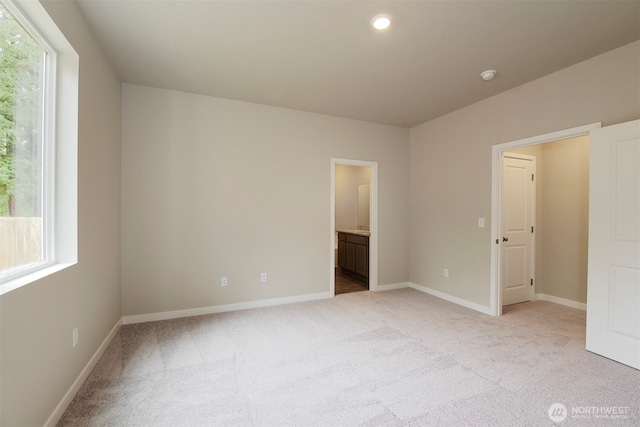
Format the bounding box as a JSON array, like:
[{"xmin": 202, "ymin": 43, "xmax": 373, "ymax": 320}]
[{"xmin": 330, "ymin": 158, "xmax": 378, "ymax": 296}]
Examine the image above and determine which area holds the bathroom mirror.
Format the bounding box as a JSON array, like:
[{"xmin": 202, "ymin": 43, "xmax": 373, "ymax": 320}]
[{"xmin": 357, "ymin": 183, "xmax": 370, "ymax": 230}]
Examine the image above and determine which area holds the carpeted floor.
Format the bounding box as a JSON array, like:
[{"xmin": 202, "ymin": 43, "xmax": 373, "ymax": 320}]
[{"xmin": 58, "ymin": 289, "xmax": 639, "ymax": 426}]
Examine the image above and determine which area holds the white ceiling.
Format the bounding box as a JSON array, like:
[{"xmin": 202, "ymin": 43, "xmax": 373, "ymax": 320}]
[{"xmin": 76, "ymin": 0, "xmax": 639, "ymax": 128}]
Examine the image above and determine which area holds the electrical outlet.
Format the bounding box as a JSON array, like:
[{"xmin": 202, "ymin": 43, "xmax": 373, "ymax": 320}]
[
  {"xmin": 73, "ymin": 327, "xmax": 78, "ymax": 347},
  {"xmin": 221, "ymin": 277, "xmax": 228, "ymax": 287},
  {"xmin": 260, "ymin": 273, "xmax": 267, "ymax": 283},
  {"xmin": 444, "ymin": 268, "xmax": 449, "ymax": 278}
]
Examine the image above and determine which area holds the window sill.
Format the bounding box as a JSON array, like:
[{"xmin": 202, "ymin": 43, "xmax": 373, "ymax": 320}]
[{"xmin": 0, "ymin": 262, "xmax": 76, "ymax": 296}]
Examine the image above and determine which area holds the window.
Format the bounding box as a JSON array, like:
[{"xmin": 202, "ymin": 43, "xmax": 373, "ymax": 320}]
[{"xmin": 0, "ymin": 0, "xmax": 78, "ymax": 293}]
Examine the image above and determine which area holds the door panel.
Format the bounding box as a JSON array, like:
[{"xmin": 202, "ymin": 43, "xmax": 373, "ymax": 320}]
[
  {"xmin": 610, "ymin": 266, "xmax": 640, "ymax": 339},
  {"xmin": 586, "ymin": 120, "xmax": 640, "ymax": 369},
  {"xmin": 504, "ymin": 167, "xmax": 528, "ymax": 232},
  {"xmin": 505, "ymin": 245, "xmax": 527, "ymax": 291},
  {"xmin": 345, "ymin": 242, "xmax": 356, "ymax": 271},
  {"xmin": 501, "ymin": 154, "xmax": 535, "ymax": 306},
  {"xmin": 614, "ymin": 139, "xmax": 640, "ymax": 241},
  {"xmin": 355, "ymin": 244, "xmax": 368, "ymax": 277}
]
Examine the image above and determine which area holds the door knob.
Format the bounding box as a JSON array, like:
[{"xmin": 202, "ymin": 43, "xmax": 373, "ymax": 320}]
[{"xmin": 503, "ymin": 237, "xmax": 509, "ymax": 242}]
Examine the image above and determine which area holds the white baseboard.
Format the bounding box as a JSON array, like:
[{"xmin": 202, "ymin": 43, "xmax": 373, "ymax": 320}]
[
  {"xmin": 45, "ymin": 318, "xmax": 122, "ymax": 427},
  {"xmin": 375, "ymin": 282, "xmax": 410, "ymax": 292},
  {"xmin": 533, "ymin": 293, "xmax": 587, "ymax": 311},
  {"xmin": 122, "ymin": 291, "xmax": 334, "ymax": 325},
  {"xmin": 408, "ymin": 282, "xmax": 493, "ymax": 316}
]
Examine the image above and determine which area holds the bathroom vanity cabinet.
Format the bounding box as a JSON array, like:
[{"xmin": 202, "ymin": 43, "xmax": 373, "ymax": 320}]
[{"xmin": 337, "ymin": 231, "xmax": 369, "ymax": 283}]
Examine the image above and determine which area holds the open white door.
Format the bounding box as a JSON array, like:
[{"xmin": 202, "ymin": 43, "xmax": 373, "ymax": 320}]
[
  {"xmin": 586, "ymin": 120, "xmax": 640, "ymax": 369},
  {"xmin": 501, "ymin": 153, "xmax": 535, "ymax": 306}
]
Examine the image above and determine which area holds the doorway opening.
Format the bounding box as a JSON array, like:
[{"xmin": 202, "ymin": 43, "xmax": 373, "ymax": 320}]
[
  {"xmin": 490, "ymin": 123, "xmax": 600, "ymax": 316},
  {"xmin": 330, "ymin": 158, "xmax": 378, "ymax": 296}
]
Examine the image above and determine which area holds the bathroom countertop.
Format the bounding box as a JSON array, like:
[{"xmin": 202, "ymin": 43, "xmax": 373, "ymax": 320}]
[{"xmin": 337, "ymin": 229, "xmax": 371, "ymax": 237}]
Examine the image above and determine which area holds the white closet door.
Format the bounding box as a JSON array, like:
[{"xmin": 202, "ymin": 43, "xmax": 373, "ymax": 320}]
[{"xmin": 586, "ymin": 120, "xmax": 640, "ymax": 369}]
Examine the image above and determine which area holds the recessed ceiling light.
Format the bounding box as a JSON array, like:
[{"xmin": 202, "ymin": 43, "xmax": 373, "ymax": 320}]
[
  {"xmin": 371, "ymin": 14, "xmax": 391, "ymax": 30},
  {"xmin": 480, "ymin": 70, "xmax": 497, "ymax": 81}
]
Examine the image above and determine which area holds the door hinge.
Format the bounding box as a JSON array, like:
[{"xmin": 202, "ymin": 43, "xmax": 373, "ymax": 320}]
[
  {"xmin": 531, "ymin": 226, "xmax": 534, "ymax": 233},
  {"xmin": 496, "ymin": 239, "xmax": 499, "ymax": 244},
  {"xmin": 530, "ymin": 278, "xmax": 533, "ymax": 286},
  {"xmin": 532, "ymin": 173, "xmax": 534, "ymax": 181}
]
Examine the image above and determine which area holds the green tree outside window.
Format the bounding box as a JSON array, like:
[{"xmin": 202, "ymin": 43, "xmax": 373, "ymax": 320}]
[{"xmin": 0, "ymin": 2, "xmax": 44, "ymax": 218}]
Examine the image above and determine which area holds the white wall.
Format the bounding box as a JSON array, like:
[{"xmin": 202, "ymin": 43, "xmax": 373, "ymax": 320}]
[
  {"xmin": 539, "ymin": 136, "xmax": 590, "ymax": 303},
  {"xmin": 409, "ymin": 41, "xmax": 639, "ymax": 308},
  {"xmin": 335, "ymin": 165, "xmax": 370, "ymax": 231},
  {"xmin": 121, "ymin": 84, "xmax": 410, "ymax": 316},
  {"xmin": 0, "ymin": 1, "xmax": 122, "ymax": 426}
]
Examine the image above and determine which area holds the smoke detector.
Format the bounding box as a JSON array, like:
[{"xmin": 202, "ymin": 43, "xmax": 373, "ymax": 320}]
[{"xmin": 480, "ymin": 70, "xmax": 497, "ymax": 81}]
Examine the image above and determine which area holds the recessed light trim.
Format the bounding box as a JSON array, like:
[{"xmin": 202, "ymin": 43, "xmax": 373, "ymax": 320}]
[{"xmin": 371, "ymin": 14, "xmax": 391, "ymax": 30}]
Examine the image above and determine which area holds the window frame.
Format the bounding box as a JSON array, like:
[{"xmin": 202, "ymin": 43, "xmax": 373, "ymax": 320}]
[{"xmin": 0, "ymin": 0, "xmax": 78, "ymax": 295}]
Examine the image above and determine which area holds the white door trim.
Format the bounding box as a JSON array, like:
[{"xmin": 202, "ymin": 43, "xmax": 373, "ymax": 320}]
[
  {"xmin": 490, "ymin": 123, "xmax": 601, "ymax": 316},
  {"xmin": 330, "ymin": 158, "xmax": 379, "ymax": 295}
]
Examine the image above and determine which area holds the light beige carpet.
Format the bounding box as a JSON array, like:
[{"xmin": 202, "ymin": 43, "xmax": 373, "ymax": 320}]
[{"xmin": 58, "ymin": 289, "xmax": 639, "ymax": 426}]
